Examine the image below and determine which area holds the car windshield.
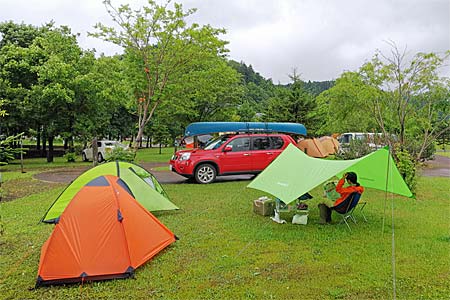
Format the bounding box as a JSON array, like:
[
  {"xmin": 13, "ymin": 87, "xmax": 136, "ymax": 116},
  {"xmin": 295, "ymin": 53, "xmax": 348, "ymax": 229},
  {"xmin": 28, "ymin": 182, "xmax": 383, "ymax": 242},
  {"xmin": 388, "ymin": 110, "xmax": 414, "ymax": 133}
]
[{"xmin": 204, "ymin": 135, "xmax": 233, "ymax": 150}]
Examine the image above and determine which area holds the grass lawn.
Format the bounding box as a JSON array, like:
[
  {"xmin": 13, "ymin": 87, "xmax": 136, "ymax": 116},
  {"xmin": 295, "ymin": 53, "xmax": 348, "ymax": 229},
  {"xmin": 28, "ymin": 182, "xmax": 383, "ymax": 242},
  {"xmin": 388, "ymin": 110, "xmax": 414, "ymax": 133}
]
[
  {"xmin": 0, "ymin": 150, "xmax": 449, "ymax": 299},
  {"xmin": 436, "ymin": 151, "xmax": 450, "ymax": 158}
]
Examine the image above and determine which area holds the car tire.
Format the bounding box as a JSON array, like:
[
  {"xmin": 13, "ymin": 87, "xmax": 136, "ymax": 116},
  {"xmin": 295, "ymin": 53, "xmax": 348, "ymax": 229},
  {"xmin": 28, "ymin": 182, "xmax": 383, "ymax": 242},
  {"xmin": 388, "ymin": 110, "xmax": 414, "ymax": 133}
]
[
  {"xmin": 98, "ymin": 153, "xmax": 104, "ymax": 163},
  {"xmin": 194, "ymin": 163, "xmax": 216, "ymax": 184},
  {"xmin": 82, "ymin": 153, "xmax": 88, "ymax": 162}
]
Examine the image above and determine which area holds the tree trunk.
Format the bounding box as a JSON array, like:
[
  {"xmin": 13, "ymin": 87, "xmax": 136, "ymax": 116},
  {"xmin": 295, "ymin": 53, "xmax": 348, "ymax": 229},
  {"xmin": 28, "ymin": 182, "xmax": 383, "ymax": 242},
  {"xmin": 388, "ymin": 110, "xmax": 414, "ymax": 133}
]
[
  {"xmin": 159, "ymin": 143, "xmax": 162, "ymax": 154},
  {"xmin": 41, "ymin": 130, "xmax": 47, "ymax": 158},
  {"xmin": 69, "ymin": 136, "xmax": 74, "ymax": 153},
  {"xmin": 92, "ymin": 137, "xmax": 98, "ymax": 166},
  {"xmin": 36, "ymin": 127, "xmax": 41, "ymax": 151},
  {"xmin": 146, "ymin": 136, "xmax": 150, "ymax": 148},
  {"xmin": 46, "ymin": 136, "xmax": 54, "ymax": 163},
  {"xmin": 135, "ymin": 125, "xmax": 145, "ymax": 150}
]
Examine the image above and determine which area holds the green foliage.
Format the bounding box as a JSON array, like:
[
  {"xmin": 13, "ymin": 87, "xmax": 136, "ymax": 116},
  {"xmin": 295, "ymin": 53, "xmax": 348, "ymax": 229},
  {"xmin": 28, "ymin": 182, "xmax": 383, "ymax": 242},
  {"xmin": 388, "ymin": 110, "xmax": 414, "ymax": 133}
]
[
  {"xmin": 0, "ymin": 99, "xmax": 6, "ymax": 117},
  {"xmin": 315, "ymin": 71, "xmax": 381, "ymax": 135},
  {"xmin": 359, "ymin": 46, "xmax": 450, "ymax": 161},
  {"xmin": 303, "ymin": 80, "xmax": 334, "ymax": 96},
  {"xmin": 91, "ymin": 0, "xmax": 230, "ymax": 146},
  {"xmin": 395, "ymin": 147, "xmax": 417, "ymax": 194},
  {"xmin": 162, "ymin": 55, "xmax": 243, "ymax": 126},
  {"xmin": 263, "ymin": 71, "xmax": 320, "ymax": 134},
  {"xmin": 105, "ymin": 147, "xmax": 135, "ymax": 163},
  {"xmin": 0, "ymin": 134, "xmax": 25, "ymax": 164},
  {"xmin": 335, "ymin": 139, "xmax": 373, "ymax": 160},
  {"xmin": 63, "ymin": 151, "xmax": 77, "ymax": 163}
]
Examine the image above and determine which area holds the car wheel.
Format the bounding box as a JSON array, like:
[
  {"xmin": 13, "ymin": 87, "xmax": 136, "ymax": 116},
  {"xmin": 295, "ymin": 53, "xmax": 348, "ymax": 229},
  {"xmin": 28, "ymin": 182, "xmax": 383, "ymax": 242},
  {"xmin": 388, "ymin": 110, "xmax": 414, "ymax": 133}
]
[
  {"xmin": 82, "ymin": 153, "xmax": 88, "ymax": 162},
  {"xmin": 195, "ymin": 163, "xmax": 216, "ymax": 184},
  {"xmin": 97, "ymin": 153, "xmax": 104, "ymax": 163}
]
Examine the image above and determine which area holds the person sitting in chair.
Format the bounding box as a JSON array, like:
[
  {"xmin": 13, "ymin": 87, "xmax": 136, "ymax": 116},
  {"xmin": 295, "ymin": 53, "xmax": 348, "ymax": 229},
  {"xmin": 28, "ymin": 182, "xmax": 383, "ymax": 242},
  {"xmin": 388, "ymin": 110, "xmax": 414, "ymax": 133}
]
[{"xmin": 318, "ymin": 172, "xmax": 364, "ymax": 224}]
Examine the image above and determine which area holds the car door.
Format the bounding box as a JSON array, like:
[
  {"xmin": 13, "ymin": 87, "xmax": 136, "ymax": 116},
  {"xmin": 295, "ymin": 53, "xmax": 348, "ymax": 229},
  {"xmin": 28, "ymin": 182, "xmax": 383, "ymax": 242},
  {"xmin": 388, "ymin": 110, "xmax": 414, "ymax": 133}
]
[
  {"xmin": 250, "ymin": 136, "xmax": 273, "ymax": 171},
  {"xmin": 85, "ymin": 144, "xmax": 93, "ymax": 160},
  {"xmin": 218, "ymin": 137, "xmax": 252, "ymax": 173},
  {"xmin": 267, "ymin": 136, "xmax": 286, "ymax": 162}
]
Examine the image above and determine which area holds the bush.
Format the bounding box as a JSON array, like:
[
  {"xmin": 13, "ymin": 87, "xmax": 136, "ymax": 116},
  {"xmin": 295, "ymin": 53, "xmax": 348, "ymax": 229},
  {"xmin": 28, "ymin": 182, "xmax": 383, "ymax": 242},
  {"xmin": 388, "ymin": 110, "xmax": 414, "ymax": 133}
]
[
  {"xmin": 63, "ymin": 151, "xmax": 77, "ymax": 163},
  {"xmin": 106, "ymin": 147, "xmax": 135, "ymax": 162},
  {"xmin": 335, "ymin": 139, "xmax": 373, "ymax": 160},
  {"xmin": 395, "ymin": 147, "xmax": 417, "ymax": 194}
]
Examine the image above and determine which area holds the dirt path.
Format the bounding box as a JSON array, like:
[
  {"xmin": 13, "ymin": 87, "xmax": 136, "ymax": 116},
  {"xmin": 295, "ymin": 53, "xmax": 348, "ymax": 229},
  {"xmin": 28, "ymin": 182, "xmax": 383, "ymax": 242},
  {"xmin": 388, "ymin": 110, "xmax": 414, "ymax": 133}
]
[{"xmin": 420, "ymin": 155, "xmax": 450, "ymax": 177}]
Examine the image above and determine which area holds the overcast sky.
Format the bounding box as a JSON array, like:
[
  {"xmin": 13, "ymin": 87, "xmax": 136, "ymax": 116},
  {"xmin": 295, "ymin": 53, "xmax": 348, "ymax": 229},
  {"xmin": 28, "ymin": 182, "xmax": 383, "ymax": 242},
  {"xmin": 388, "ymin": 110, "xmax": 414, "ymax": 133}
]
[{"xmin": 1, "ymin": 0, "xmax": 449, "ymax": 83}]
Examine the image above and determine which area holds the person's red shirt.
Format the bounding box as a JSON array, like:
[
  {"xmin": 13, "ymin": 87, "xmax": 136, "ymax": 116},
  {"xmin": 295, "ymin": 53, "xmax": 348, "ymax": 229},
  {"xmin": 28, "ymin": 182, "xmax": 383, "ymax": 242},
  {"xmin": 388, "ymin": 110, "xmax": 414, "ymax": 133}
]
[{"xmin": 334, "ymin": 178, "xmax": 364, "ymax": 206}]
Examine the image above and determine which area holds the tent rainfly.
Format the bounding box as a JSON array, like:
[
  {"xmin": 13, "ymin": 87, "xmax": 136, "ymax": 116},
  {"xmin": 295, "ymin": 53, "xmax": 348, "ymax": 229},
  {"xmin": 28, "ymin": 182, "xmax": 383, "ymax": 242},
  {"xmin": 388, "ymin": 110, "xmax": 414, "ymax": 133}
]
[
  {"xmin": 36, "ymin": 175, "xmax": 176, "ymax": 286},
  {"xmin": 297, "ymin": 138, "xmax": 328, "ymax": 158},
  {"xmin": 248, "ymin": 144, "xmax": 413, "ymax": 204},
  {"xmin": 41, "ymin": 161, "xmax": 178, "ymax": 223}
]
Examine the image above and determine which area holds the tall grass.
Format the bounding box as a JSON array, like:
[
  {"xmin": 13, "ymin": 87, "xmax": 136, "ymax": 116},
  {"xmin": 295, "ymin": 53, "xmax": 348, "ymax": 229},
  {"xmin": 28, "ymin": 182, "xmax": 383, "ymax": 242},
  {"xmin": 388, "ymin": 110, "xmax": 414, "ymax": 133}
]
[{"xmin": 0, "ymin": 175, "xmax": 449, "ymax": 299}]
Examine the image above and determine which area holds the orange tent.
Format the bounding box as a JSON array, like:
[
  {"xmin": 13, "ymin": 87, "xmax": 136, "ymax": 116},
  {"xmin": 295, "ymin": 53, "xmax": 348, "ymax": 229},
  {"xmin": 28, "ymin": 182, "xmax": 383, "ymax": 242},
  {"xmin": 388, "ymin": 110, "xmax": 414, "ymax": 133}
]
[
  {"xmin": 36, "ymin": 175, "xmax": 176, "ymax": 286},
  {"xmin": 318, "ymin": 136, "xmax": 340, "ymax": 155},
  {"xmin": 297, "ymin": 138, "xmax": 328, "ymax": 158}
]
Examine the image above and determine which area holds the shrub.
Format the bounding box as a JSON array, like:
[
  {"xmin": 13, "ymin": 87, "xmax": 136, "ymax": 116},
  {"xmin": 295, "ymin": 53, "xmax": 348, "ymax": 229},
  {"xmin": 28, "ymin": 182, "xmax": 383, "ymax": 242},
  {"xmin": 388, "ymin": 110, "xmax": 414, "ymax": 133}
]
[
  {"xmin": 335, "ymin": 139, "xmax": 373, "ymax": 160},
  {"xmin": 63, "ymin": 151, "xmax": 77, "ymax": 163},
  {"xmin": 106, "ymin": 147, "xmax": 135, "ymax": 162},
  {"xmin": 395, "ymin": 147, "xmax": 417, "ymax": 194}
]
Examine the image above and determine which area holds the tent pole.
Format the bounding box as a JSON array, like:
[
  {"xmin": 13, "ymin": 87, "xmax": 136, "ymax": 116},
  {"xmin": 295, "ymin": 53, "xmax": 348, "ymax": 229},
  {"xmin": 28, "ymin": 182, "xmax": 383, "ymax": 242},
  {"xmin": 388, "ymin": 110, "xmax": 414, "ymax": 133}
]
[
  {"xmin": 382, "ymin": 146, "xmax": 391, "ymax": 233},
  {"xmin": 390, "ymin": 184, "xmax": 397, "ymax": 300},
  {"xmin": 383, "ymin": 146, "xmax": 397, "ymax": 299}
]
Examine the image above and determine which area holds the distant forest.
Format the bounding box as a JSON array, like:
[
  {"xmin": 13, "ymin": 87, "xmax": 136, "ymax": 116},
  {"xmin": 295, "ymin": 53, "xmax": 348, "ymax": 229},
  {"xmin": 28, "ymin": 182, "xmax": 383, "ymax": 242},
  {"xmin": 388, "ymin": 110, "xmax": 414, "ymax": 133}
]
[{"xmin": 228, "ymin": 60, "xmax": 334, "ymax": 100}]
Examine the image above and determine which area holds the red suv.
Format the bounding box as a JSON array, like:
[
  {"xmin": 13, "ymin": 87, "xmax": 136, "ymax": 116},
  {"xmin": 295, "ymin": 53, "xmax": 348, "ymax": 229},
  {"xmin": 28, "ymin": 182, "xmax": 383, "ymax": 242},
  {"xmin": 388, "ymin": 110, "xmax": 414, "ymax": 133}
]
[{"xmin": 170, "ymin": 133, "xmax": 296, "ymax": 183}]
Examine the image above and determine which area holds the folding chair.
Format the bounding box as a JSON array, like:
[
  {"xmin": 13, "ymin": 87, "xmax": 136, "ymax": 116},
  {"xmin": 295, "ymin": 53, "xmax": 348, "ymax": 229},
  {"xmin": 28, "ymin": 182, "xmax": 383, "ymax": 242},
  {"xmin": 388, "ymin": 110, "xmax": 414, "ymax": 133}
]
[{"xmin": 332, "ymin": 192, "xmax": 363, "ymax": 232}]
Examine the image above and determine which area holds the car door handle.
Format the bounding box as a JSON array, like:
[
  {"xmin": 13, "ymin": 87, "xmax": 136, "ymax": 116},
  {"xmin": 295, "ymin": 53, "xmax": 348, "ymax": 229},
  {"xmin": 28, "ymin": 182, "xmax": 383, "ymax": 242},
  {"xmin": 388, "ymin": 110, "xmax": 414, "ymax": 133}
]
[
  {"xmin": 266, "ymin": 152, "xmax": 273, "ymax": 155},
  {"xmin": 243, "ymin": 153, "xmax": 251, "ymax": 156}
]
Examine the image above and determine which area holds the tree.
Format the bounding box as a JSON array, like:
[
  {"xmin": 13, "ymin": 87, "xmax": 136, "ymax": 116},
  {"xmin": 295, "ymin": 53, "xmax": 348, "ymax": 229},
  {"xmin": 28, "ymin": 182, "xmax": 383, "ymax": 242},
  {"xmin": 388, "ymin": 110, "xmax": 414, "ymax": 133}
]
[
  {"xmin": 0, "ymin": 22, "xmax": 48, "ymax": 139},
  {"xmin": 360, "ymin": 43, "xmax": 450, "ymax": 160},
  {"xmin": 91, "ymin": 0, "xmax": 229, "ymax": 149},
  {"xmin": 264, "ymin": 69, "xmax": 319, "ymax": 135},
  {"xmin": 315, "ymin": 71, "xmax": 381, "ymax": 135},
  {"xmin": 164, "ymin": 55, "xmax": 243, "ymax": 124}
]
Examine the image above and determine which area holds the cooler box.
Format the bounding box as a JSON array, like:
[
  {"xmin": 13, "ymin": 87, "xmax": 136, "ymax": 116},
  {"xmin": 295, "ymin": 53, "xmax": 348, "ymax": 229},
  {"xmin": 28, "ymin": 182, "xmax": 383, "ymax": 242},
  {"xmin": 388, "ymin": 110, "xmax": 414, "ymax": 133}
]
[{"xmin": 253, "ymin": 197, "xmax": 275, "ymax": 216}]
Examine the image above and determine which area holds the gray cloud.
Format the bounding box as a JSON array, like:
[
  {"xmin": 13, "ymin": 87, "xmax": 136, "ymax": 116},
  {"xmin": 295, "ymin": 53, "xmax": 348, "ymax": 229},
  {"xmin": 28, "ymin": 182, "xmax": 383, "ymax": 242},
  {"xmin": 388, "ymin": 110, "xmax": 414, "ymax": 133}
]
[{"xmin": 1, "ymin": 0, "xmax": 448, "ymax": 83}]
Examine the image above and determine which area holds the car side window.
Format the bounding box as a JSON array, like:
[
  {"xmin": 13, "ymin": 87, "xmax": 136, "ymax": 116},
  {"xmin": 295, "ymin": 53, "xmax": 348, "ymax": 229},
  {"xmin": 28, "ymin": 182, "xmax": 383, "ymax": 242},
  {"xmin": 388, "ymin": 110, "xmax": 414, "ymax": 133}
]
[
  {"xmin": 227, "ymin": 137, "xmax": 250, "ymax": 152},
  {"xmin": 97, "ymin": 142, "xmax": 102, "ymax": 147},
  {"xmin": 252, "ymin": 137, "xmax": 271, "ymax": 150},
  {"xmin": 269, "ymin": 136, "xmax": 284, "ymax": 149}
]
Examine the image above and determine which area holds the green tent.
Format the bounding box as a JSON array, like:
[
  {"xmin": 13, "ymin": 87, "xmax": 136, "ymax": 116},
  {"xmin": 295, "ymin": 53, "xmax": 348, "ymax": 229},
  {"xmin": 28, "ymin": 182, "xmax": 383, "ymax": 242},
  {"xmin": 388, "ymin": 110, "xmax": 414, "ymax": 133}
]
[
  {"xmin": 247, "ymin": 144, "xmax": 412, "ymax": 204},
  {"xmin": 42, "ymin": 161, "xmax": 179, "ymax": 223}
]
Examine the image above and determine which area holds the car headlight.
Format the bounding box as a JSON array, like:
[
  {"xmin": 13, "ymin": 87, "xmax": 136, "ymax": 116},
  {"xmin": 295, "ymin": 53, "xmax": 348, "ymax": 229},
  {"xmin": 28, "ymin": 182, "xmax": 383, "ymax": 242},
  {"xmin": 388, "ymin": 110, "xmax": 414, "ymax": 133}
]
[{"xmin": 179, "ymin": 153, "xmax": 191, "ymax": 161}]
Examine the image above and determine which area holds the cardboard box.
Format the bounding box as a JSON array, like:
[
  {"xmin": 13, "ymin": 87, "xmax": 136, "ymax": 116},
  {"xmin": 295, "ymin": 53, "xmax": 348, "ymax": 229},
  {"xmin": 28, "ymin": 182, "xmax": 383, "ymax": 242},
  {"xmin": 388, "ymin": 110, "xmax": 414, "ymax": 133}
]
[{"xmin": 253, "ymin": 197, "xmax": 275, "ymax": 216}]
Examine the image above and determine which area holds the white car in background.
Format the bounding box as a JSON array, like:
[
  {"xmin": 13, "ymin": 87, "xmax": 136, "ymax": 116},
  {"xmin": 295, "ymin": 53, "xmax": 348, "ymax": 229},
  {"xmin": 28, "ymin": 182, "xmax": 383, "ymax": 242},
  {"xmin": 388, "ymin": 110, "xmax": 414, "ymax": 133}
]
[{"xmin": 82, "ymin": 140, "xmax": 128, "ymax": 162}]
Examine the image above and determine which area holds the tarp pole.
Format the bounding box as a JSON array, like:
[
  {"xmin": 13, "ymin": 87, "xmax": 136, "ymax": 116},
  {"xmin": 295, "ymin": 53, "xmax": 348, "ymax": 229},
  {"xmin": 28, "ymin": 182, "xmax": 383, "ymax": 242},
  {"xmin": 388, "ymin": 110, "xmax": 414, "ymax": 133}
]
[
  {"xmin": 382, "ymin": 147, "xmax": 391, "ymax": 233},
  {"xmin": 382, "ymin": 146, "xmax": 397, "ymax": 299}
]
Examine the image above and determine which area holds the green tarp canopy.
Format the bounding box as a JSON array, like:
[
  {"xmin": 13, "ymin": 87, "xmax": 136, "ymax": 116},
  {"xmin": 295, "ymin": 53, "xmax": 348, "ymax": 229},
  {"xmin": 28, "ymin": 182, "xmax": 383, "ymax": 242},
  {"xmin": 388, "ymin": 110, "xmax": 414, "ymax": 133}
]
[
  {"xmin": 248, "ymin": 144, "xmax": 412, "ymax": 204},
  {"xmin": 42, "ymin": 161, "xmax": 179, "ymax": 223}
]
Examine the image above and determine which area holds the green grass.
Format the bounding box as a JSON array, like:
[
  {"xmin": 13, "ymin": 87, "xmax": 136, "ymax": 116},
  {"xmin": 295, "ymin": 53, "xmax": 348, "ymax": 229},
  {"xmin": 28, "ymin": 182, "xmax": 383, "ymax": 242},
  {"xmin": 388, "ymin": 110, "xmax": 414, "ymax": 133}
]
[
  {"xmin": 435, "ymin": 151, "xmax": 450, "ymax": 158},
  {"xmin": 135, "ymin": 147, "xmax": 176, "ymax": 164},
  {"xmin": 0, "ymin": 168, "xmax": 449, "ymax": 299},
  {"xmin": 2, "ymin": 155, "xmax": 91, "ymax": 172}
]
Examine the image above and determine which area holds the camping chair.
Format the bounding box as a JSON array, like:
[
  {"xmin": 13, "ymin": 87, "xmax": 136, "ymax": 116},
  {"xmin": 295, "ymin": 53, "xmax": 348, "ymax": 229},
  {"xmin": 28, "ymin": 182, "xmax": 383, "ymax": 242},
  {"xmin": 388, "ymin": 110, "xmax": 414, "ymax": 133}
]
[{"xmin": 331, "ymin": 192, "xmax": 364, "ymax": 231}]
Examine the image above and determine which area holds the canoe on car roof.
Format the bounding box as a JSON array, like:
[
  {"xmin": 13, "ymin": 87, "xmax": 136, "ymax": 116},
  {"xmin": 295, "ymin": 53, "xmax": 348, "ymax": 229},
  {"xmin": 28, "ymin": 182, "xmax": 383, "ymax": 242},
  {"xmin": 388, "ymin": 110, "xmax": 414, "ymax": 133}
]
[{"xmin": 184, "ymin": 122, "xmax": 307, "ymax": 137}]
